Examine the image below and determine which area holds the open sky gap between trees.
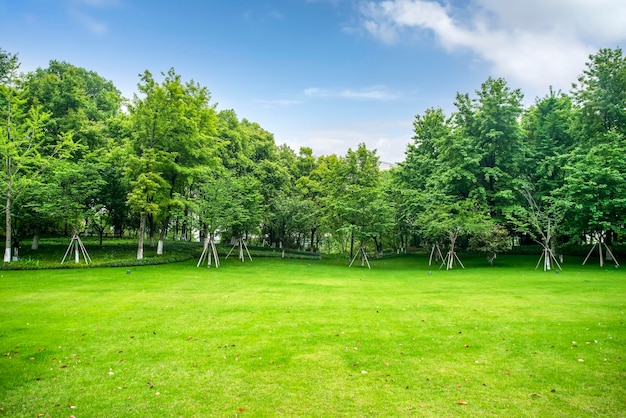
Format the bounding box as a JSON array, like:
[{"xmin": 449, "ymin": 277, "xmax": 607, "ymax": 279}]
[{"xmin": 1, "ymin": 47, "xmax": 625, "ymax": 268}]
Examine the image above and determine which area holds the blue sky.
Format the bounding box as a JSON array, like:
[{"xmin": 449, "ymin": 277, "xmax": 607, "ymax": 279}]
[{"xmin": 2, "ymin": 0, "xmax": 626, "ymax": 163}]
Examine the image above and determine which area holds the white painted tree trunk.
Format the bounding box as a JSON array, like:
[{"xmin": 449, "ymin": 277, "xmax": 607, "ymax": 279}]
[
  {"xmin": 157, "ymin": 239, "xmax": 164, "ymax": 255},
  {"xmin": 137, "ymin": 213, "xmax": 145, "ymax": 260},
  {"xmin": 4, "ymin": 185, "xmax": 11, "ymax": 263},
  {"xmin": 31, "ymin": 234, "xmax": 39, "ymax": 250}
]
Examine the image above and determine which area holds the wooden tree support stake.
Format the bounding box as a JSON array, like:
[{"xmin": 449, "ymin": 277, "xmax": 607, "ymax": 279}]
[
  {"xmin": 61, "ymin": 232, "xmax": 92, "ymax": 265},
  {"xmin": 535, "ymin": 244, "xmax": 562, "ymax": 271},
  {"xmin": 440, "ymin": 250, "xmax": 464, "ymax": 270},
  {"xmin": 582, "ymin": 232, "xmax": 620, "ymax": 267},
  {"xmin": 349, "ymin": 247, "xmax": 371, "ymax": 269},
  {"xmin": 429, "ymin": 243, "xmax": 444, "ymax": 266},
  {"xmin": 197, "ymin": 236, "xmax": 220, "ymax": 268},
  {"xmin": 225, "ymin": 238, "xmax": 252, "ymax": 262}
]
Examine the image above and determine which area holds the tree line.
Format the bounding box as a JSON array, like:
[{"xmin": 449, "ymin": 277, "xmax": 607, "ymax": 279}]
[{"xmin": 1, "ymin": 47, "xmax": 625, "ymax": 266}]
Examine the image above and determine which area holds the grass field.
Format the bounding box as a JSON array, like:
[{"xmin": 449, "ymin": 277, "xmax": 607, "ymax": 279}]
[{"xmin": 0, "ymin": 254, "xmax": 624, "ymax": 417}]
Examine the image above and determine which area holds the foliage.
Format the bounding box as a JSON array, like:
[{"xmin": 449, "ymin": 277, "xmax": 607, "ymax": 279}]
[
  {"xmin": 468, "ymin": 222, "xmax": 512, "ymax": 265},
  {"xmin": 1, "ymin": 47, "xmax": 625, "ymax": 263}
]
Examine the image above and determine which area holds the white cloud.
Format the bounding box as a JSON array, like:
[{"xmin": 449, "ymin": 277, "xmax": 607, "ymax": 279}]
[
  {"xmin": 304, "ymin": 85, "xmax": 399, "ymax": 100},
  {"xmin": 358, "ymin": 0, "xmax": 626, "ymax": 94},
  {"xmin": 281, "ymin": 118, "xmax": 411, "ymax": 163},
  {"xmin": 67, "ymin": 0, "xmax": 122, "ymax": 35},
  {"xmin": 69, "ymin": 9, "xmax": 108, "ymax": 35}
]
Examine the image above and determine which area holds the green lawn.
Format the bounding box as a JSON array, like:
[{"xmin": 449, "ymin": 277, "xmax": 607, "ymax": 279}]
[{"xmin": 0, "ymin": 255, "xmax": 624, "ymax": 417}]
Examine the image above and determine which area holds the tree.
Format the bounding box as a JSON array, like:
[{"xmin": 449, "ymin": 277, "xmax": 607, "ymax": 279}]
[
  {"xmin": 556, "ymin": 48, "xmax": 626, "ymax": 263},
  {"xmin": 418, "ymin": 193, "xmax": 489, "ymax": 270},
  {"xmin": 557, "ymin": 131, "xmax": 626, "ymax": 265},
  {"xmin": 454, "ymin": 77, "xmax": 525, "ymax": 221},
  {"xmin": 468, "ymin": 222, "xmax": 512, "ymax": 265},
  {"xmin": 23, "ymin": 60, "xmax": 122, "ymax": 152},
  {"xmin": 521, "ymin": 89, "xmax": 576, "ymax": 196},
  {"xmin": 330, "ymin": 144, "xmax": 390, "ymax": 264},
  {"xmin": 399, "ymin": 107, "xmax": 449, "ymax": 191},
  {"xmin": 127, "ymin": 68, "xmax": 218, "ymax": 259},
  {"xmin": 0, "ymin": 51, "xmax": 75, "ymax": 261},
  {"xmin": 513, "ymin": 188, "xmax": 564, "ymax": 271},
  {"xmin": 572, "ymin": 48, "xmax": 626, "ymax": 138}
]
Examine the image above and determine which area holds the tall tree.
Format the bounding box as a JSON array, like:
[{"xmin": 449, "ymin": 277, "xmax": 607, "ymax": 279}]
[
  {"xmin": 0, "ymin": 51, "xmax": 75, "ymax": 261},
  {"xmin": 572, "ymin": 48, "xmax": 626, "ymax": 138},
  {"xmin": 560, "ymin": 48, "xmax": 626, "ymax": 257},
  {"xmin": 521, "ymin": 90, "xmax": 576, "ymax": 196},
  {"xmin": 127, "ymin": 68, "xmax": 218, "ymax": 259},
  {"xmin": 557, "ymin": 130, "xmax": 626, "ymax": 258},
  {"xmin": 330, "ymin": 143, "xmax": 388, "ymax": 261},
  {"xmin": 454, "ymin": 77, "xmax": 525, "ymax": 221}
]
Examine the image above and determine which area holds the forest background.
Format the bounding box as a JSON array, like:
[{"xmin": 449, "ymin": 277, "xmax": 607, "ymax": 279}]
[{"xmin": 1, "ymin": 46, "xmax": 625, "ymax": 266}]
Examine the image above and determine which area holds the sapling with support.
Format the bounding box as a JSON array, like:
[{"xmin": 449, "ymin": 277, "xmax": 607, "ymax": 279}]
[
  {"xmin": 225, "ymin": 237, "xmax": 252, "ymax": 262},
  {"xmin": 349, "ymin": 246, "xmax": 371, "ymax": 269},
  {"xmin": 198, "ymin": 234, "xmax": 220, "ymax": 268},
  {"xmin": 61, "ymin": 230, "xmax": 92, "ymax": 265},
  {"xmin": 582, "ymin": 231, "xmax": 619, "ymax": 268}
]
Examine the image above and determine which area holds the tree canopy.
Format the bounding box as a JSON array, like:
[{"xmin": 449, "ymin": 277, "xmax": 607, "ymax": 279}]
[{"xmin": 1, "ymin": 46, "xmax": 625, "ymax": 265}]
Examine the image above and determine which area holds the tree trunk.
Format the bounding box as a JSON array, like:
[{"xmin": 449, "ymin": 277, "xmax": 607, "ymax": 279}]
[
  {"xmin": 4, "ymin": 183, "xmax": 11, "ymax": 262},
  {"xmin": 310, "ymin": 227, "xmax": 316, "ymax": 253},
  {"xmin": 137, "ymin": 213, "xmax": 146, "ymax": 260},
  {"xmin": 157, "ymin": 227, "xmax": 165, "ymax": 255},
  {"xmin": 4, "ymin": 93, "xmax": 12, "ymax": 263},
  {"xmin": 349, "ymin": 229, "xmax": 355, "ymax": 261},
  {"xmin": 31, "ymin": 233, "xmax": 39, "ymax": 250},
  {"xmin": 148, "ymin": 215, "xmax": 155, "ymax": 247},
  {"xmin": 448, "ymin": 239, "xmax": 455, "ymax": 270}
]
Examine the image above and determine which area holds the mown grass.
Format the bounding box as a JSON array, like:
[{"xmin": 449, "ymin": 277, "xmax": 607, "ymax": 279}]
[{"xmin": 0, "ymin": 254, "xmax": 624, "ymax": 417}]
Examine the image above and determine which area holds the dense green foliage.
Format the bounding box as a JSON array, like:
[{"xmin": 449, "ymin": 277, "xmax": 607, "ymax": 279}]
[{"xmin": 1, "ymin": 47, "xmax": 625, "ymax": 265}]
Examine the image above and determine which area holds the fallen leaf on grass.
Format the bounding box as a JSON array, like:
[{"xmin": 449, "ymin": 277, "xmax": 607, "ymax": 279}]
[{"xmin": 457, "ymin": 401, "xmax": 468, "ymax": 405}]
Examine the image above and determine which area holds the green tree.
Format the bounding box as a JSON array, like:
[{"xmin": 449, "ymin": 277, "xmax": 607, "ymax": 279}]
[
  {"xmin": 399, "ymin": 107, "xmax": 449, "ymax": 191},
  {"xmin": 0, "ymin": 51, "xmax": 75, "ymax": 261},
  {"xmin": 558, "ymin": 131, "xmax": 626, "ymax": 261},
  {"xmin": 418, "ymin": 193, "xmax": 489, "ymax": 270},
  {"xmin": 521, "ymin": 90, "xmax": 576, "ymax": 196},
  {"xmin": 23, "ymin": 60, "xmax": 121, "ymax": 151},
  {"xmin": 127, "ymin": 68, "xmax": 218, "ymax": 259},
  {"xmin": 468, "ymin": 222, "xmax": 512, "ymax": 265},
  {"xmin": 454, "ymin": 77, "xmax": 525, "ymax": 221},
  {"xmin": 330, "ymin": 143, "xmax": 388, "ymax": 262},
  {"xmin": 572, "ymin": 48, "xmax": 626, "ymax": 137}
]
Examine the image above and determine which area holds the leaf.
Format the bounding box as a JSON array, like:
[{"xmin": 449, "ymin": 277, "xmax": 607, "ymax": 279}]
[{"xmin": 457, "ymin": 401, "xmax": 468, "ymax": 405}]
